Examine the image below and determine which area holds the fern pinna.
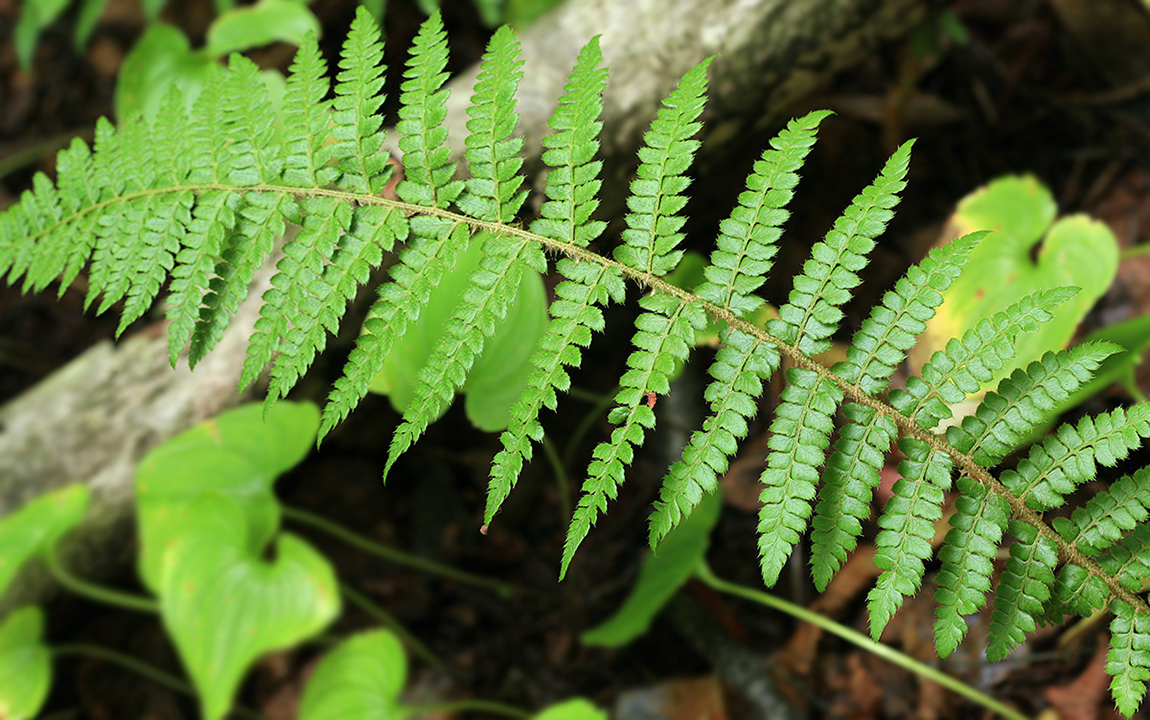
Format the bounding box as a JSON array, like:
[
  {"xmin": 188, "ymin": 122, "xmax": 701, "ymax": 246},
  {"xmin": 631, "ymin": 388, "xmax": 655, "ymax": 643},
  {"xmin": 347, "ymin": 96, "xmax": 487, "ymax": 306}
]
[{"xmin": 2, "ymin": 7, "xmax": 1149, "ymax": 713}]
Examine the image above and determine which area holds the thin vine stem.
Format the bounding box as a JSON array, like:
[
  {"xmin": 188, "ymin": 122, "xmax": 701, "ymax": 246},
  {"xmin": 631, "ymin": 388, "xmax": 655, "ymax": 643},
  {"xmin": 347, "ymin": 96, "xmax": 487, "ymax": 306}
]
[
  {"xmin": 281, "ymin": 505, "xmax": 519, "ymax": 598},
  {"xmin": 44, "ymin": 548, "xmax": 159, "ymax": 614},
  {"xmin": 693, "ymin": 562, "xmax": 1031, "ymax": 720},
  {"xmin": 339, "ymin": 581, "xmax": 444, "ymax": 669}
]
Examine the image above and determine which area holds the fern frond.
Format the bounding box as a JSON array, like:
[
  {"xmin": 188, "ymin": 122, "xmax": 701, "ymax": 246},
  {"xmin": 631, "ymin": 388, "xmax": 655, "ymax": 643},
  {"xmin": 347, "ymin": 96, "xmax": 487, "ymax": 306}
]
[
  {"xmin": 933, "ymin": 474, "xmax": 1010, "ymax": 656},
  {"xmin": 1108, "ymin": 600, "xmax": 1150, "ymax": 717},
  {"xmin": 986, "ymin": 519, "xmax": 1058, "ymax": 661},
  {"xmin": 395, "ymin": 11, "xmax": 462, "ymax": 209},
  {"xmin": 647, "ymin": 110, "xmax": 828, "ymax": 545},
  {"xmin": 1002, "ymin": 404, "xmax": 1150, "ymax": 512},
  {"xmin": 1055, "ymin": 467, "xmax": 1150, "ymax": 557},
  {"xmin": 485, "ymin": 36, "xmax": 611, "ymax": 519},
  {"xmin": 867, "ymin": 437, "xmax": 953, "ymax": 638},
  {"xmin": 559, "ymin": 58, "xmax": 713, "ymax": 577},
  {"xmin": 331, "ymin": 6, "xmax": 391, "ymax": 194},
  {"xmin": 889, "ymin": 286, "xmax": 1078, "ymax": 431},
  {"xmin": 385, "ymin": 26, "xmax": 538, "ymax": 473},
  {"xmin": 810, "ymin": 233, "xmax": 980, "ymax": 588},
  {"xmin": 947, "ymin": 342, "xmax": 1120, "ymax": 466},
  {"xmin": 757, "ymin": 368, "xmax": 843, "ymax": 585}
]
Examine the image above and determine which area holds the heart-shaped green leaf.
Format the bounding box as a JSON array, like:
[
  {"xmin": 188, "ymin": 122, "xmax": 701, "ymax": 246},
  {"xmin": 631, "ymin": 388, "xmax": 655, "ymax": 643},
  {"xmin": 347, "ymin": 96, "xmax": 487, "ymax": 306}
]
[
  {"xmin": 0, "ymin": 484, "xmax": 89, "ymax": 598},
  {"xmin": 204, "ymin": 0, "xmax": 322, "ymax": 59},
  {"xmin": 532, "ymin": 699, "xmax": 609, "ymax": 720},
  {"xmin": 136, "ymin": 401, "xmax": 318, "ymax": 593},
  {"xmin": 298, "ymin": 630, "xmax": 408, "ymax": 720},
  {"xmin": 0, "ymin": 606, "xmax": 51, "ymax": 720},
  {"xmin": 911, "ymin": 175, "xmax": 1118, "ymax": 389},
  {"xmin": 160, "ymin": 492, "xmax": 339, "ymax": 720},
  {"xmin": 368, "ymin": 232, "xmax": 549, "ymax": 431},
  {"xmin": 580, "ymin": 489, "xmax": 722, "ymax": 648},
  {"xmin": 115, "ymin": 23, "xmax": 214, "ymax": 121}
]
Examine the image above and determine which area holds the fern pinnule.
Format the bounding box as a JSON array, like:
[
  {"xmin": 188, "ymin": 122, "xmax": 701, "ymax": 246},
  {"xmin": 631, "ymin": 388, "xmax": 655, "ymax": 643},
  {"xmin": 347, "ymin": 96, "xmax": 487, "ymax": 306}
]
[
  {"xmin": 987, "ymin": 519, "xmax": 1058, "ymax": 661},
  {"xmin": 319, "ymin": 219, "xmax": 464, "ymax": 440},
  {"xmin": 757, "ymin": 368, "xmax": 843, "ymax": 585},
  {"xmin": 1101, "ymin": 524, "xmax": 1150, "ymax": 592},
  {"xmin": 890, "ymin": 286, "xmax": 1079, "ymax": 431},
  {"xmin": 1003, "ymin": 404, "xmax": 1150, "ymax": 511},
  {"xmin": 766, "ymin": 139, "xmax": 913, "ymax": 357},
  {"xmin": 947, "ymin": 343, "xmax": 1120, "ymax": 466},
  {"xmin": 187, "ymin": 192, "xmax": 294, "ymax": 366},
  {"xmin": 281, "ymin": 33, "xmax": 338, "ymax": 189},
  {"xmin": 648, "ymin": 109, "xmax": 827, "ymax": 546},
  {"xmin": 219, "ymin": 56, "xmax": 282, "ymax": 186},
  {"xmin": 933, "ymin": 474, "xmax": 1010, "ymax": 656},
  {"xmin": 1056, "ymin": 467, "xmax": 1150, "ymax": 557},
  {"xmin": 485, "ymin": 36, "xmax": 610, "ymax": 521},
  {"xmin": 25, "ymin": 138, "xmax": 97, "ymax": 293},
  {"xmin": 395, "ymin": 12, "xmax": 462, "ymax": 209},
  {"xmin": 562, "ymin": 294, "xmax": 708, "ymax": 577},
  {"xmin": 456, "ymin": 25, "xmax": 527, "ymax": 223},
  {"xmin": 560, "ymin": 59, "xmax": 713, "ymax": 576},
  {"xmin": 810, "ymin": 232, "xmax": 980, "ymax": 587},
  {"xmin": 867, "ymin": 438, "xmax": 953, "ymax": 638},
  {"xmin": 1108, "ymin": 600, "xmax": 1150, "ymax": 718},
  {"xmin": 331, "ymin": 6, "xmax": 391, "ymax": 194},
  {"xmin": 385, "ymin": 26, "xmax": 538, "ymax": 474}
]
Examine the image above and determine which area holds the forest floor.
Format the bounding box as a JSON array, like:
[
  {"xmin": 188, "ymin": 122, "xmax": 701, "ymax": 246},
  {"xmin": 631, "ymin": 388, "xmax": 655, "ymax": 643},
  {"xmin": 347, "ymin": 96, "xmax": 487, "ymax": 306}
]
[{"xmin": 3, "ymin": 0, "xmax": 1150, "ymax": 718}]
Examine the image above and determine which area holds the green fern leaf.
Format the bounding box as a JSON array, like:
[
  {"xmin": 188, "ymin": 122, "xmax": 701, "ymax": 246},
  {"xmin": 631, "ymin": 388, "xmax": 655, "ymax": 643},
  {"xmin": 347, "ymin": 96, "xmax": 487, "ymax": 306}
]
[
  {"xmin": 947, "ymin": 342, "xmax": 1120, "ymax": 466},
  {"xmin": 385, "ymin": 26, "xmax": 539, "ymax": 472},
  {"xmin": 1055, "ymin": 467, "xmax": 1150, "ymax": 557},
  {"xmin": 331, "ymin": 6, "xmax": 392, "ymax": 194},
  {"xmin": 1051, "ymin": 562, "xmax": 1110, "ymax": 616},
  {"xmin": 187, "ymin": 192, "xmax": 296, "ymax": 367},
  {"xmin": 281, "ymin": 32, "xmax": 338, "ymax": 189},
  {"xmin": 319, "ymin": 220, "xmax": 469, "ymax": 438},
  {"xmin": 649, "ymin": 328, "xmax": 779, "ymax": 546},
  {"xmin": 933, "ymin": 474, "xmax": 1010, "ymax": 656},
  {"xmin": 562, "ymin": 295, "xmax": 708, "ymax": 578},
  {"xmin": 395, "ymin": 11, "xmax": 463, "ymax": 209},
  {"xmin": 809, "ymin": 404, "xmax": 898, "ymax": 591},
  {"xmin": 766, "ymin": 140, "xmax": 912, "ymax": 357},
  {"xmin": 986, "ymin": 519, "xmax": 1058, "ymax": 661},
  {"xmin": 1100, "ymin": 524, "xmax": 1150, "ymax": 592},
  {"xmin": 867, "ymin": 437, "xmax": 953, "ymax": 638},
  {"xmin": 890, "ymin": 286, "xmax": 1078, "ymax": 431},
  {"xmin": 1108, "ymin": 600, "xmax": 1150, "ymax": 717},
  {"xmin": 559, "ymin": 58, "xmax": 713, "ymax": 576},
  {"xmin": 647, "ymin": 110, "xmax": 828, "ymax": 545},
  {"xmin": 1003, "ymin": 404, "xmax": 1150, "ymax": 512},
  {"xmin": 219, "ymin": 55, "xmax": 283, "ymax": 187},
  {"xmin": 485, "ymin": 36, "xmax": 611, "ymax": 520},
  {"xmin": 757, "ymin": 368, "xmax": 843, "ymax": 585},
  {"xmin": 613, "ymin": 57, "xmax": 712, "ymax": 276},
  {"xmin": 455, "ymin": 25, "xmax": 527, "ymax": 223},
  {"xmin": 810, "ymin": 233, "xmax": 980, "ymax": 588}
]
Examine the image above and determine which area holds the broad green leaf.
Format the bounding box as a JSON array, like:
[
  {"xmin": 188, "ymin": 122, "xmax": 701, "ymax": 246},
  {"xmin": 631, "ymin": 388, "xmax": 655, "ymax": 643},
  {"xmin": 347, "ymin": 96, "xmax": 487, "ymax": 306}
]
[
  {"xmin": 580, "ymin": 490, "xmax": 721, "ymax": 647},
  {"xmin": 115, "ymin": 23, "xmax": 213, "ymax": 121},
  {"xmin": 532, "ymin": 698, "xmax": 609, "ymax": 720},
  {"xmin": 910, "ymin": 176, "xmax": 1118, "ymax": 396},
  {"xmin": 205, "ymin": 0, "xmax": 322, "ymax": 58},
  {"xmin": 0, "ymin": 484, "xmax": 89, "ymax": 598},
  {"xmin": 1072, "ymin": 312, "xmax": 1150, "ymax": 403},
  {"xmin": 136, "ymin": 401, "xmax": 319, "ymax": 592},
  {"xmin": 368, "ymin": 232, "xmax": 549, "ymax": 431},
  {"xmin": 75, "ymin": 0, "xmax": 112, "ymax": 51},
  {"xmin": 298, "ymin": 630, "xmax": 408, "ymax": 720},
  {"xmin": 0, "ymin": 606, "xmax": 51, "ymax": 720},
  {"xmin": 160, "ymin": 493, "xmax": 339, "ymax": 720},
  {"xmin": 502, "ymin": 0, "xmax": 568, "ymax": 28}
]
